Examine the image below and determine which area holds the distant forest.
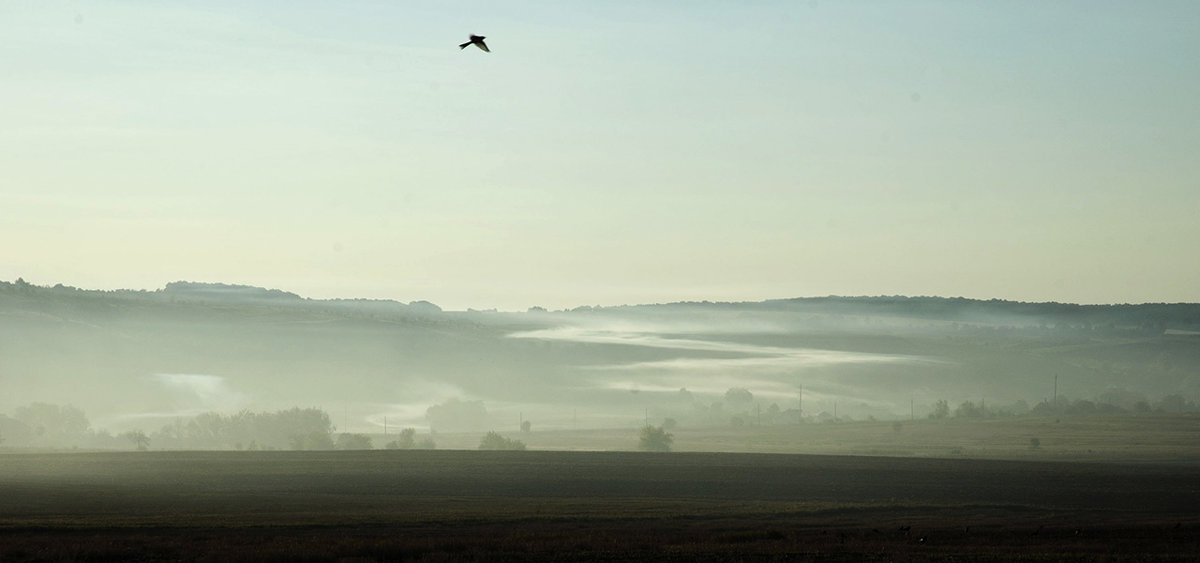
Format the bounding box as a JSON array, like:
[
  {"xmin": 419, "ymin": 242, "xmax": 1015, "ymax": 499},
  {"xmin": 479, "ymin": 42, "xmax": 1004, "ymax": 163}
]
[
  {"xmin": 3, "ymin": 278, "xmax": 1198, "ymax": 332},
  {"xmin": 0, "ymin": 403, "xmax": 394, "ymax": 451}
]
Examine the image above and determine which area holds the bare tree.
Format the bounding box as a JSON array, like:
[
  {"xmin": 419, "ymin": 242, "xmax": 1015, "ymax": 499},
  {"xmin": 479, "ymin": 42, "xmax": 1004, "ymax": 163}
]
[{"xmin": 123, "ymin": 430, "xmax": 150, "ymax": 451}]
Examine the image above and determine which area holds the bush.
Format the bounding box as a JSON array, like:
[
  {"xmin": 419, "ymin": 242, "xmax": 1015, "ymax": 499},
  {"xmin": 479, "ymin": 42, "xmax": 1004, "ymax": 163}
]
[
  {"xmin": 478, "ymin": 431, "xmax": 525, "ymax": 451},
  {"xmin": 384, "ymin": 428, "xmax": 417, "ymax": 450},
  {"xmin": 724, "ymin": 388, "xmax": 753, "ymax": 405},
  {"xmin": 954, "ymin": 400, "xmax": 986, "ymax": 418},
  {"xmin": 638, "ymin": 425, "xmax": 673, "ymax": 452},
  {"xmin": 335, "ymin": 433, "xmax": 373, "ymax": 450},
  {"xmin": 929, "ymin": 399, "xmax": 950, "ymax": 419}
]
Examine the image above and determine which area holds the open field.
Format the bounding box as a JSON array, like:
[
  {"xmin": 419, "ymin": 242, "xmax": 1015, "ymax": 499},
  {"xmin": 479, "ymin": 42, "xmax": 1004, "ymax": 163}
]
[
  {"xmin": 419, "ymin": 414, "xmax": 1200, "ymax": 462},
  {"xmin": 2, "ymin": 448, "xmax": 1198, "ymax": 561}
]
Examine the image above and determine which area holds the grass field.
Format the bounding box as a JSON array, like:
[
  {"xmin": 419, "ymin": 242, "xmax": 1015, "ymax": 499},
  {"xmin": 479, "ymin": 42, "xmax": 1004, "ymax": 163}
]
[
  {"xmin": 429, "ymin": 414, "xmax": 1200, "ymax": 462},
  {"xmin": 2, "ymin": 436, "xmax": 1198, "ymax": 561}
]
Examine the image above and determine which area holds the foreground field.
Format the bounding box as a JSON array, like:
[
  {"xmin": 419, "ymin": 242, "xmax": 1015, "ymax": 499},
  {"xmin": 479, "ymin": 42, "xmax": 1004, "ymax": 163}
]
[{"xmin": 1, "ymin": 450, "xmax": 1197, "ymax": 561}]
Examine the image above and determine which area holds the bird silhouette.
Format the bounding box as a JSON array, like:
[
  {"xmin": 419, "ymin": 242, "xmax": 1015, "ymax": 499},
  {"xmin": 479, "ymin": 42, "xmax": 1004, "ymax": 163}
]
[{"xmin": 459, "ymin": 35, "xmax": 490, "ymax": 52}]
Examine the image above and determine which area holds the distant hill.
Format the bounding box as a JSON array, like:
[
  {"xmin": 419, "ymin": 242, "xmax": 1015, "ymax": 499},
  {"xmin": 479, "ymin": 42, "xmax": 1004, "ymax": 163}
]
[
  {"xmin": 0, "ymin": 279, "xmax": 442, "ymax": 318},
  {"xmin": 2, "ymin": 277, "xmax": 1197, "ymax": 439},
  {"xmin": 2, "ymin": 279, "xmax": 1198, "ymax": 331},
  {"xmin": 612, "ymin": 296, "xmax": 1200, "ymax": 333}
]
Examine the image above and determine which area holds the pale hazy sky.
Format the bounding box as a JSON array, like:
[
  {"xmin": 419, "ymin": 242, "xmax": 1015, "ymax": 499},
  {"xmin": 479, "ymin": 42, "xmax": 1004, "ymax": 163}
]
[{"xmin": 3, "ymin": 1, "xmax": 1198, "ymax": 310}]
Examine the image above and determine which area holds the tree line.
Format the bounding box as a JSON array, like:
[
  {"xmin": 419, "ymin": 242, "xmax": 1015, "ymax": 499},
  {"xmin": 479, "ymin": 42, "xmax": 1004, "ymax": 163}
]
[
  {"xmin": 0, "ymin": 404, "xmax": 406, "ymax": 451},
  {"xmin": 927, "ymin": 393, "xmax": 1198, "ymax": 420}
]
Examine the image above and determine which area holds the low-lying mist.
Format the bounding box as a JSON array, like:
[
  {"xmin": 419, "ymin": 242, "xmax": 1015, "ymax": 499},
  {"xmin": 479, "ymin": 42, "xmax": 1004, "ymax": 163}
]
[{"xmin": 2, "ymin": 281, "xmax": 1198, "ymax": 449}]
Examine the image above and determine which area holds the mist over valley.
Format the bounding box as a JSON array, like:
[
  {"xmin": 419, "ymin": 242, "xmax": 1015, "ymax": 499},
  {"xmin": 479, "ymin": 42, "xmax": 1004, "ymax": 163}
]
[{"xmin": 4, "ymin": 279, "xmax": 1197, "ymax": 450}]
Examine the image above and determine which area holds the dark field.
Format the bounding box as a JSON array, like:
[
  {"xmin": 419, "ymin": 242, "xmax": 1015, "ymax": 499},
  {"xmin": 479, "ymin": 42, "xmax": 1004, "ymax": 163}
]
[{"xmin": 1, "ymin": 450, "xmax": 1198, "ymax": 561}]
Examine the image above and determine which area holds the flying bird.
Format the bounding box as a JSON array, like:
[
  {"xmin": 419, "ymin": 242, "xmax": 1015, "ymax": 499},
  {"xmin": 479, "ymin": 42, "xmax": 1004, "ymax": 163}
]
[{"xmin": 460, "ymin": 35, "xmax": 490, "ymax": 52}]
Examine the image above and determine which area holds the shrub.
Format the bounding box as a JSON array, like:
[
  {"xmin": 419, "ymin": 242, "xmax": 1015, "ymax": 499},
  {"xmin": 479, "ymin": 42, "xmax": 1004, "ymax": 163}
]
[
  {"xmin": 724, "ymin": 388, "xmax": 753, "ymax": 405},
  {"xmin": 929, "ymin": 400, "xmax": 950, "ymax": 419},
  {"xmin": 638, "ymin": 425, "xmax": 673, "ymax": 452},
  {"xmin": 478, "ymin": 431, "xmax": 525, "ymax": 451},
  {"xmin": 335, "ymin": 433, "xmax": 373, "ymax": 450},
  {"xmin": 384, "ymin": 428, "xmax": 416, "ymax": 450}
]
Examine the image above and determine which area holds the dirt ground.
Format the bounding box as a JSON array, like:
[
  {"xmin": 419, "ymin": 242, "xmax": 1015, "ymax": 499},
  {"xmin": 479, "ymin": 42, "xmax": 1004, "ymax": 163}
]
[{"xmin": 1, "ymin": 449, "xmax": 1197, "ymax": 561}]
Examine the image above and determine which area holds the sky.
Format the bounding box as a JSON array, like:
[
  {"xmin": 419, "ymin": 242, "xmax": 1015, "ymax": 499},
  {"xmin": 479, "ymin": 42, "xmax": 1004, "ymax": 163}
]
[{"xmin": 3, "ymin": 1, "xmax": 1198, "ymax": 311}]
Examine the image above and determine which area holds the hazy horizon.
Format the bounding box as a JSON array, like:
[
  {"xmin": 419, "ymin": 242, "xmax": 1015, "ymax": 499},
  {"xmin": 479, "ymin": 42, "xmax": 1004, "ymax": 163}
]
[
  {"xmin": 9, "ymin": 277, "xmax": 1200, "ymax": 313},
  {"xmin": 5, "ymin": 279, "xmax": 1197, "ymax": 441},
  {"xmin": 3, "ymin": 2, "xmax": 1198, "ymax": 311}
]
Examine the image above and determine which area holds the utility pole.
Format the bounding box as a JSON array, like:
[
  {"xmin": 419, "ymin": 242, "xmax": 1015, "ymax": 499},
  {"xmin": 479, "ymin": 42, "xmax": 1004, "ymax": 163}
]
[
  {"xmin": 384, "ymin": 416, "xmax": 388, "ymax": 436},
  {"xmin": 910, "ymin": 397, "xmax": 914, "ymax": 421},
  {"xmin": 1054, "ymin": 374, "xmax": 1059, "ymax": 410},
  {"xmin": 798, "ymin": 384, "xmax": 803, "ymax": 423}
]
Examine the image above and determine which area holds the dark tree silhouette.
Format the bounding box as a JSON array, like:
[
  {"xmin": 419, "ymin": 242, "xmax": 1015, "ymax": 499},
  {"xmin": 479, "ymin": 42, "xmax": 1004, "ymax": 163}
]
[
  {"xmin": 386, "ymin": 427, "xmax": 417, "ymax": 450},
  {"xmin": 478, "ymin": 431, "xmax": 525, "ymax": 451},
  {"xmin": 929, "ymin": 400, "xmax": 950, "ymax": 419},
  {"xmin": 638, "ymin": 425, "xmax": 673, "ymax": 452},
  {"xmin": 724, "ymin": 388, "xmax": 754, "ymax": 405},
  {"xmin": 123, "ymin": 430, "xmax": 150, "ymax": 451}
]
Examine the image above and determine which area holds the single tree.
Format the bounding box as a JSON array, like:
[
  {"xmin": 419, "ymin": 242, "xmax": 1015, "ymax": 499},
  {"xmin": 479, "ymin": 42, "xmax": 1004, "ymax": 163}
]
[
  {"xmin": 398, "ymin": 427, "xmax": 417, "ymax": 448},
  {"xmin": 929, "ymin": 399, "xmax": 950, "ymax": 419},
  {"xmin": 123, "ymin": 430, "xmax": 150, "ymax": 451},
  {"xmin": 638, "ymin": 425, "xmax": 673, "ymax": 452},
  {"xmin": 386, "ymin": 428, "xmax": 417, "ymax": 450},
  {"xmin": 724, "ymin": 388, "xmax": 754, "ymax": 406}
]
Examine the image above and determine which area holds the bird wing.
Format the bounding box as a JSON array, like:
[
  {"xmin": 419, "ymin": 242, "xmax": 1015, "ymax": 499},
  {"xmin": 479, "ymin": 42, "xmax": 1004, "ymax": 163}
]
[{"xmin": 476, "ymin": 40, "xmax": 490, "ymax": 52}]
